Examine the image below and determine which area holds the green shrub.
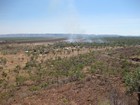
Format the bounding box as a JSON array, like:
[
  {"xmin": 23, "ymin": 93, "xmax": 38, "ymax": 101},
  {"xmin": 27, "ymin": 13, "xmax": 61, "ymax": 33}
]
[
  {"xmin": 40, "ymin": 83, "xmax": 48, "ymax": 88},
  {"xmin": 0, "ymin": 57, "xmax": 7, "ymax": 65},
  {"xmin": 124, "ymin": 68, "xmax": 140, "ymax": 93},
  {"xmin": 16, "ymin": 76, "xmax": 26, "ymax": 86},
  {"xmin": 29, "ymin": 85, "xmax": 40, "ymax": 91},
  {"xmin": 90, "ymin": 65, "xmax": 97, "ymax": 74}
]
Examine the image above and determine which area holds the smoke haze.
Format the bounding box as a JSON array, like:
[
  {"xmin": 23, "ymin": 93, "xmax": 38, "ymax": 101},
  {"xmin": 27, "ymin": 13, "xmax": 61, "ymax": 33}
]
[{"xmin": 49, "ymin": 0, "xmax": 86, "ymax": 41}]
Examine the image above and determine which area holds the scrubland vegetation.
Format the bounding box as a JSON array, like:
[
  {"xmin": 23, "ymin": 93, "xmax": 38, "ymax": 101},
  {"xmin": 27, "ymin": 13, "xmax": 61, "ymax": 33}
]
[{"xmin": 0, "ymin": 36, "xmax": 140, "ymax": 105}]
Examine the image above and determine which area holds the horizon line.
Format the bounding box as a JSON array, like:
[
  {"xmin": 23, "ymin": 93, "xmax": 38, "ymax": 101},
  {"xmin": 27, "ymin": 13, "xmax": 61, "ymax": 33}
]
[{"xmin": 0, "ymin": 33, "xmax": 140, "ymax": 36}]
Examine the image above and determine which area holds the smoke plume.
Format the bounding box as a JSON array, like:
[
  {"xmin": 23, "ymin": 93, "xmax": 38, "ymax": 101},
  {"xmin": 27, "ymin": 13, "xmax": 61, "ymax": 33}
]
[{"xmin": 48, "ymin": 0, "xmax": 86, "ymax": 42}]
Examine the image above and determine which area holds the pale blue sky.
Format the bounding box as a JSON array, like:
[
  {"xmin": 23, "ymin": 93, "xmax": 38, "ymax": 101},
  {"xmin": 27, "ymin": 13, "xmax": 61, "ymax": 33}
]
[{"xmin": 0, "ymin": 0, "xmax": 140, "ymax": 35}]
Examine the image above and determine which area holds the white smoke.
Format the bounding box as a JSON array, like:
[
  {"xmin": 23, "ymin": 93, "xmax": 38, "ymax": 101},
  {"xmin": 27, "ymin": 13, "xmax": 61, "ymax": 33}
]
[
  {"xmin": 65, "ymin": 0, "xmax": 86, "ymax": 42},
  {"xmin": 48, "ymin": 0, "xmax": 86, "ymax": 42},
  {"xmin": 48, "ymin": 0, "xmax": 63, "ymax": 10}
]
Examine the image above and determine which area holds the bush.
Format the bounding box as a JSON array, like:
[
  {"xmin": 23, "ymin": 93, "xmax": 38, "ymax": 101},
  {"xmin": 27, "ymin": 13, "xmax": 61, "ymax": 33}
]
[
  {"xmin": 29, "ymin": 85, "xmax": 40, "ymax": 91},
  {"xmin": 124, "ymin": 68, "xmax": 140, "ymax": 93},
  {"xmin": 0, "ymin": 57, "xmax": 7, "ymax": 65},
  {"xmin": 16, "ymin": 76, "xmax": 26, "ymax": 86},
  {"xmin": 90, "ymin": 65, "xmax": 97, "ymax": 74}
]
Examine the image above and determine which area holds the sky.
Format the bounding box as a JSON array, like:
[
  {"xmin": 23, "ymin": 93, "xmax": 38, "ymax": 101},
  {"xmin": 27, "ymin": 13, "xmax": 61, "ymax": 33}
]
[{"xmin": 0, "ymin": 0, "xmax": 140, "ymax": 35}]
